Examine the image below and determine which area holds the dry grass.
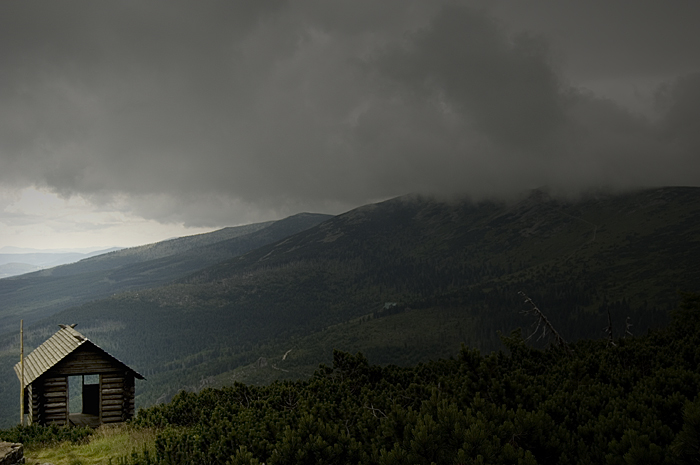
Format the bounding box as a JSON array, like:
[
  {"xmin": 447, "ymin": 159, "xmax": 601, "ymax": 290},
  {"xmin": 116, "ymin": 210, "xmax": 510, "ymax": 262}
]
[{"xmin": 24, "ymin": 424, "xmax": 158, "ymax": 465}]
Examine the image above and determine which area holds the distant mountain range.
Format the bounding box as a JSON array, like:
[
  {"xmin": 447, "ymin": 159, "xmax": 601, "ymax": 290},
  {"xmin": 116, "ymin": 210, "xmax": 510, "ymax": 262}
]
[
  {"xmin": 0, "ymin": 248, "xmax": 123, "ymax": 279},
  {"xmin": 1, "ymin": 187, "xmax": 699, "ymax": 427},
  {"xmin": 0, "ymin": 262, "xmax": 41, "ymax": 279},
  {"xmin": 0, "ymin": 246, "xmax": 121, "ymax": 254}
]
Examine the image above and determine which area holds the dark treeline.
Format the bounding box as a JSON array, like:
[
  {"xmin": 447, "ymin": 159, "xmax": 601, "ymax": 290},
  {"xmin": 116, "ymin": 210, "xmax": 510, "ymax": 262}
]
[{"xmin": 109, "ymin": 294, "xmax": 700, "ymax": 465}]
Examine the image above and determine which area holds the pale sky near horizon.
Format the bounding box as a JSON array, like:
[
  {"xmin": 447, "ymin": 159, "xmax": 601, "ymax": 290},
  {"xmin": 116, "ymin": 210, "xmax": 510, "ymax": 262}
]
[{"xmin": 1, "ymin": 1, "xmax": 699, "ymax": 250}]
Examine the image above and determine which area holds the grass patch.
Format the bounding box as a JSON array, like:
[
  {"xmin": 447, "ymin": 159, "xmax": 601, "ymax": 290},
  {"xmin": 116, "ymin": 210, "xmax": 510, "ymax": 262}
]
[{"xmin": 24, "ymin": 425, "xmax": 158, "ymax": 465}]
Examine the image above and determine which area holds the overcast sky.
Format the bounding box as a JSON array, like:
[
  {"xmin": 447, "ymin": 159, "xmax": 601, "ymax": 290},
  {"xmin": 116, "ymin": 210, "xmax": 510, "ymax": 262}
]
[{"xmin": 1, "ymin": 1, "xmax": 699, "ymax": 250}]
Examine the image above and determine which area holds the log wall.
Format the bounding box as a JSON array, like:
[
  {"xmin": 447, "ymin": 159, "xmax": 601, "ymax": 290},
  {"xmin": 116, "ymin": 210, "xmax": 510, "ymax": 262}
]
[
  {"xmin": 26, "ymin": 384, "xmax": 40, "ymax": 425},
  {"xmin": 27, "ymin": 344, "xmax": 138, "ymax": 426},
  {"xmin": 100, "ymin": 371, "xmax": 133, "ymax": 424},
  {"xmin": 41, "ymin": 376, "xmax": 68, "ymax": 425}
]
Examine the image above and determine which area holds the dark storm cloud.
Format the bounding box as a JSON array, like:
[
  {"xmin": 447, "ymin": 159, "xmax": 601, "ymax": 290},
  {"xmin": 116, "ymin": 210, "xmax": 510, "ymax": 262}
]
[
  {"xmin": 0, "ymin": 1, "xmax": 698, "ymax": 226},
  {"xmin": 656, "ymin": 74, "xmax": 700, "ymax": 151},
  {"xmin": 484, "ymin": 0, "xmax": 700, "ymax": 81},
  {"xmin": 376, "ymin": 5, "xmax": 564, "ymax": 152}
]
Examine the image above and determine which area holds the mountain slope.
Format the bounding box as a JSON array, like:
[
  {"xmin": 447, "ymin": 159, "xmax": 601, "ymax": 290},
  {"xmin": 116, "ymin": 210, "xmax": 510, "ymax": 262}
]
[
  {"xmin": 29, "ymin": 223, "xmax": 276, "ymax": 278},
  {"xmin": 27, "ymin": 187, "xmax": 698, "ymax": 406},
  {"xmin": 3, "ymin": 187, "xmax": 699, "ymax": 427},
  {"xmin": 0, "ymin": 213, "xmax": 331, "ymax": 334},
  {"xmin": 176, "ymin": 186, "xmax": 699, "ymax": 334}
]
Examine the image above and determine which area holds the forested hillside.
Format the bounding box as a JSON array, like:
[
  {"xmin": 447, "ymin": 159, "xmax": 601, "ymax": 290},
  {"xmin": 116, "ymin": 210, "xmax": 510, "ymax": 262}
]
[
  {"xmin": 0, "ymin": 213, "xmax": 330, "ymax": 333},
  {"xmin": 9, "ymin": 187, "xmax": 694, "ymax": 420},
  {"xmin": 2, "ymin": 187, "xmax": 700, "ymax": 429},
  {"xmin": 107, "ymin": 293, "xmax": 700, "ymax": 464},
  {"xmin": 0, "ymin": 213, "xmax": 331, "ymax": 427}
]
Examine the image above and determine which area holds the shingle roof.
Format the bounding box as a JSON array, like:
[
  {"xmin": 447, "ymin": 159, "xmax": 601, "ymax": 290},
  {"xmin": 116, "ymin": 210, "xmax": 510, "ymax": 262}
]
[{"xmin": 14, "ymin": 325, "xmax": 144, "ymax": 388}]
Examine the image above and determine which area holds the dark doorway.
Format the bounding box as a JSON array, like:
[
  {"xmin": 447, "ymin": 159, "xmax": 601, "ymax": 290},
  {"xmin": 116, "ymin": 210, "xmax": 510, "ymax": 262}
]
[
  {"xmin": 68, "ymin": 374, "xmax": 101, "ymax": 427},
  {"xmin": 83, "ymin": 383, "xmax": 99, "ymax": 415}
]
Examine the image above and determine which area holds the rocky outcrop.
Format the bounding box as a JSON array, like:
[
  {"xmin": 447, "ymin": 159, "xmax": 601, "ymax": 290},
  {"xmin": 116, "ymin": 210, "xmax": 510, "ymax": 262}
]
[{"xmin": 0, "ymin": 442, "xmax": 23, "ymax": 465}]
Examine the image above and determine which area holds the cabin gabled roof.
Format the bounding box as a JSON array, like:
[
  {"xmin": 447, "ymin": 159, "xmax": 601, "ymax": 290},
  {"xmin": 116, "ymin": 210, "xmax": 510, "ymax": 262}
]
[{"xmin": 14, "ymin": 324, "xmax": 144, "ymax": 388}]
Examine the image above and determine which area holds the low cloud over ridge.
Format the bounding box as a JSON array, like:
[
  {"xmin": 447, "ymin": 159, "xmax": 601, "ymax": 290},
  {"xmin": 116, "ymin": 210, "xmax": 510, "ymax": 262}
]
[{"xmin": 1, "ymin": 1, "xmax": 699, "ymax": 228}]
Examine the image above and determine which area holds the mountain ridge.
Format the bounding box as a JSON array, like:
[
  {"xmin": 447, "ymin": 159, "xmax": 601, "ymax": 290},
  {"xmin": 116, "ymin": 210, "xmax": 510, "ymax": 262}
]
[
  {"xmin": 0, "ymin": 213, "xmax": 332, "ymax": 334},
  {"xmin": 19, "ymin": 187, "xmax": 695, "ymax": 405}
]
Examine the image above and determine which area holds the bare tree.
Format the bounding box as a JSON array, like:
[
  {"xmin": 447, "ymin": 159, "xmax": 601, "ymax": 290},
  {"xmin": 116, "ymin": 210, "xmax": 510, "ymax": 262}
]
[
  {"xmin": 518, "ymin": 291, "xmax": 570, "ymax": 352},
  {"xmin": 605, "ymin": 308, "xmax": 616, "ymax": 346},
  {"xmin": 624, "ymin": 317, "xmax": 633, "ymax": 338}
]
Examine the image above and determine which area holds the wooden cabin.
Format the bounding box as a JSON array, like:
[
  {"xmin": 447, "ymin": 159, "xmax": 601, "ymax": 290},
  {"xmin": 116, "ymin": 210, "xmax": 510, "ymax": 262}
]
[{"xmin": 14, "ymin": 324, "xmax": 144, "ymax": 427}]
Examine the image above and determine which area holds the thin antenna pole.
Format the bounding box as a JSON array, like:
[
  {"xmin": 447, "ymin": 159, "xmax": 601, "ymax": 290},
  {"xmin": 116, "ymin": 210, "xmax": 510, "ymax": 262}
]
[{"xmin": 20, "ymin": 320, "xmax": 24, "ymax": 426}]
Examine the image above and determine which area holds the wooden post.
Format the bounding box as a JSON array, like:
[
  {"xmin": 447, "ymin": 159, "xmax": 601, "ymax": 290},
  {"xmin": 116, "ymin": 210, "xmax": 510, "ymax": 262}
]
[{"xmin": 20, "ymin": 320, "xmax": 24, "ymax": 426}]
